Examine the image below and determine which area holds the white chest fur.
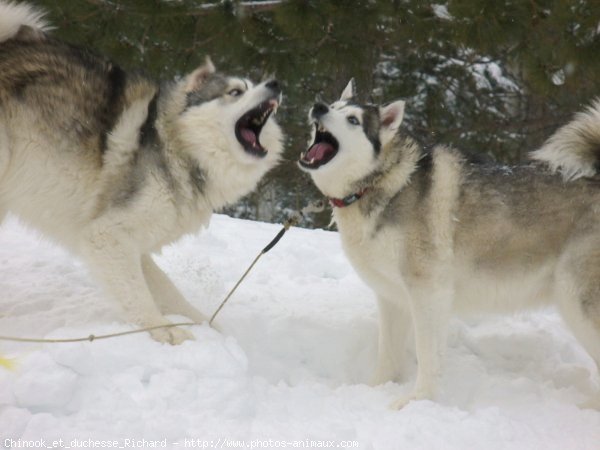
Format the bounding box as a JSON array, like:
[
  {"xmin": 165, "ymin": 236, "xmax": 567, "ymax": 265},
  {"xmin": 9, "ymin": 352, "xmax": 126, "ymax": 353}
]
[{"xmin": 335, "ymin": 208, "xmax": 407, "ymax": 299}]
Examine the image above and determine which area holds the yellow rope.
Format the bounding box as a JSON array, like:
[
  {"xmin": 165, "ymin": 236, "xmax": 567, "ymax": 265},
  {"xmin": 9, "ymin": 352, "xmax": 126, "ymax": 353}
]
[{"xmin": 0, "ymin": 355, "xmax": 16, "ymax": 369}]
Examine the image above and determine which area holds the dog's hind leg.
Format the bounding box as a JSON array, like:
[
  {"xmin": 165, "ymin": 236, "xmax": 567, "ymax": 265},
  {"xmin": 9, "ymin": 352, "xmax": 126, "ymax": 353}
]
[
  {"xmin": 372, "ymin": 293, "xmax": 413, "ymax": 385},
  {"xmin": 558, "ymin": 293, "xmax": 600, "ymax": 409},
  {"xmin": 80, "ymin": 229, "xmax": 194, "ymax": 344},
  {"xmin": 141, "ymin": 254, "xmax": 208, "ymax": 324},
  {"xmin": 0, "ymin": 122, "xmax": 8, "ymax": 209},
  {"xmin": 556, "ymin": 242, "xmax": 600, "ymax": 408},
  {"xmin": 0, "ymin": 125, "xmax": 7, "ymax": 225}
]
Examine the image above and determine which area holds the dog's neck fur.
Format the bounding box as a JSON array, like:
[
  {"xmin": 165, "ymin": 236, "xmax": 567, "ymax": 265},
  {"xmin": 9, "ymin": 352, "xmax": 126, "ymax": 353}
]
[
  {"xmin": 341, "ymin": 132, "xmax": 422, "ymax": 219},
  {"xmin": 157, "ymin": 79, "xmax": 278, "ymax": 213}
]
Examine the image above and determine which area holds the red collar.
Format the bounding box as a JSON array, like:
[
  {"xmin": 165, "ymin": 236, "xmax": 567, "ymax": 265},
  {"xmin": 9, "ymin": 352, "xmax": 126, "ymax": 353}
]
[{"xmin": 329, "ymin": 189, "xmax": 369, "ymax": 208}]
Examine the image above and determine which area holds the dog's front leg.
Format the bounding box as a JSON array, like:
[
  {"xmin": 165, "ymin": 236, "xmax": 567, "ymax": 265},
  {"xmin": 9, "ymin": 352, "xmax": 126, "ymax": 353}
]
[
  {"xmin": 141, "ymin": 254, "xmax": 209, "ymax": 325},
  {"xmin": 372, "ymin": 293, "xmax": 413, "ymax": 385},
  {"xmin": 391, "ymin": 282, "xmax": 452, "ymax": 409},
  {"xmin": 80, "ymin": 229, "xmax": 194, "ymax": 344}
]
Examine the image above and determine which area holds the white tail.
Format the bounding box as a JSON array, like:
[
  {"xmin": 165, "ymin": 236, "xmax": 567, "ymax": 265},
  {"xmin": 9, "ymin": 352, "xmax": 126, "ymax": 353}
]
[
  {"xmin": 0, "ymin": 1, "xmax": 50, "ymax": 43},
  {"xmin": 531, "ymin": 99, "xmax": 600, "ymax": 181}
]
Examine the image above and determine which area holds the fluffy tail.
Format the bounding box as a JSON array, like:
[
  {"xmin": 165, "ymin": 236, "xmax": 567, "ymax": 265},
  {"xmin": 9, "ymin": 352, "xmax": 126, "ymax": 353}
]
[
  {"xmin": 530, "ymin": 99, "xmax": 600, "ymax": 181},
  {"xmin": 0, "ymin": 1, "xmax": 50, "ymax": 43}
]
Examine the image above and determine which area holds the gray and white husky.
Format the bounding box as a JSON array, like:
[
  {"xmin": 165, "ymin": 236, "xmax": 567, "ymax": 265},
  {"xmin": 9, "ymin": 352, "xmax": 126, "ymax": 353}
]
[
  {"xmin": 0, "ymin": 2, "xmax": 283, "ymax": 343},
  {"xmin": 299, "ymin": 79, "xmax": 600, "ymax": 408}
]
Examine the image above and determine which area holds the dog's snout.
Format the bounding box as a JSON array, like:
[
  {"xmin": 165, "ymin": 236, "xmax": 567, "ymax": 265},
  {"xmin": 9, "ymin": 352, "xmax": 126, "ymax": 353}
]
[
  {"xmin": 265, "ymin": 79, "xmax": 281, "ymax": 94},
  {"xmin": 312, "ymin": 103, "xmax": 329, "ymax": 118}
]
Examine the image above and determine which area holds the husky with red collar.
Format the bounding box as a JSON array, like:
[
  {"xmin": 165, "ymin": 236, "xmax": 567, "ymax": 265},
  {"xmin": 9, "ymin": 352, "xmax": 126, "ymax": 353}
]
[{"xmin": 299, "ymin": 79, "xmax": 600, "ymax": 409}]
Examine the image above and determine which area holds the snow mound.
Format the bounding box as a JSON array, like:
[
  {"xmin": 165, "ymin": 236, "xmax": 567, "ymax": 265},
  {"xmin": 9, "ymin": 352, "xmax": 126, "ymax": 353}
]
[{"xmin": 1, "ymin": 214, "xmax": 599, "ymax": 449}]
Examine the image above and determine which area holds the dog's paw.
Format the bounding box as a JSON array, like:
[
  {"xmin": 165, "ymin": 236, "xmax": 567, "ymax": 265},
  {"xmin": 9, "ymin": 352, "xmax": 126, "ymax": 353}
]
[
  {"xmin": 150, "ymin": 326, "xmax": 195, "ymax": 345},
  {"xmin": 389, "ymin": 389, "xmax": 432, "ymax": 410},
  {"xmin": 389, "ymin": 393, "xmax": 417, "ymax": 410},
  {"xmin": 578, "ymin": 397, "xmax": 600, "ymax": 410}
]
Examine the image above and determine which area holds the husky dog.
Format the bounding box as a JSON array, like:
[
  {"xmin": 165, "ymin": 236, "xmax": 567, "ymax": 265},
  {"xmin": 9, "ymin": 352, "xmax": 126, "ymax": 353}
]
[
  {"xmin": 299, "ymin": 79, "xmax": 600, "ymax": 408},
  {"xmin": 0, "ymin": 2, "xmax": 283, "ymax": 344}
]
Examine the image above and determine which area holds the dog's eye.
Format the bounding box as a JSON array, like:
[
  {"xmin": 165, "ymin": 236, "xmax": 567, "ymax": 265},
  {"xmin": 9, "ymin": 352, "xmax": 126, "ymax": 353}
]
[
  {"xmin": 228, "ymin": 89, "xmax": 243, "ymax": 97},
  {"xmin": 347, "ymin": 116, "xmax": 360, "ymax": 125}
]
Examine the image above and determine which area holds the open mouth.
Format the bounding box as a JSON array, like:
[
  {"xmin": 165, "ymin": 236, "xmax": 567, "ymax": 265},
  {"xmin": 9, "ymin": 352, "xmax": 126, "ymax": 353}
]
[
  {"xmin": 299, "ymin": 123, "xmax": 339, "ymax": 169},
  {"xmin": 235, "ymin": 98, "xmax": 279, "ymax": 158}
]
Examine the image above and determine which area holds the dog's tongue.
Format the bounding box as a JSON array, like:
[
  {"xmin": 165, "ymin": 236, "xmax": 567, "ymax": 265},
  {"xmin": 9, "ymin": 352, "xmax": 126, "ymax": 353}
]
[
  {"xmin": 306, "ymin": 142, "xmax": 332, "ymax": 162},
  {"xmin": 241, "ymin": 127, "xmax": 257, "ymax": 146}
]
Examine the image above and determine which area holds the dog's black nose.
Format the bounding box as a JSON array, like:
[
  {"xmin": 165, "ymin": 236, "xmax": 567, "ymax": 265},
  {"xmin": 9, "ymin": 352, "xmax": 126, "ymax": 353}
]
[
  {"xmin": 312, "ymin": 102, "xmax": 329, "ymax": 118},
  {"xmin": 265, "ymin": 79, "xmax": 281, "ymax": 94}
]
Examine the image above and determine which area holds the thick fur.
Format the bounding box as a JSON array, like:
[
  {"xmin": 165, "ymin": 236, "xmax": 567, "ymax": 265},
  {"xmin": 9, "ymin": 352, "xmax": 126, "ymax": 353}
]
[
  {"xmin": 0, "ymin": 1, "xmax": 49, "ymax": 42},
  {"xmin": 531, "ymin": 99, "xmax": 600, "ymax": 180},
  {"xmin": 300, "ymin": 83, "xmax": 600, "ymax": 408},
  {"xmin": 0, "ymin": 2, "xmax": 283, "ymax": 343}
]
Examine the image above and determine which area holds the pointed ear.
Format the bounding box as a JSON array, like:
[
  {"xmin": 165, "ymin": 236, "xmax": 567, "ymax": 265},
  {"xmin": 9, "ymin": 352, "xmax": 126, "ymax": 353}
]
[
  {"xmin": 380, "ymin": 100, "xmax": 405, "ymax": 130},
  {"xmin": 379, "ymin": 100, "xmax": 405, "ymax": 145},
  {"xmin": 185, "ymin": 56, "xmax": 216, "ymax": 91},
  {"xmin": 339, "ymin": 78, "xmax": 356, "ymax": 101}
]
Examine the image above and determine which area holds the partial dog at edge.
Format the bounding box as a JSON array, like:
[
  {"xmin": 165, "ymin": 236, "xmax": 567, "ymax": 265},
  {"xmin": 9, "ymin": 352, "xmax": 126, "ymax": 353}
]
[
  {"xmin": 0, "ymin": 2, "xmax": 283, "ymax": 344},
  {"xmin": 299, "ymin": 79, "xmax": 600, "ymax": 408}
]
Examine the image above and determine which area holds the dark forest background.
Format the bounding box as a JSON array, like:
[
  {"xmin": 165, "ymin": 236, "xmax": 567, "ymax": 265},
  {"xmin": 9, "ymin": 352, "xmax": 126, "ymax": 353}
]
[{"xmin": 36, "ymin": 0, "xmax": 600, "ymax": 227}]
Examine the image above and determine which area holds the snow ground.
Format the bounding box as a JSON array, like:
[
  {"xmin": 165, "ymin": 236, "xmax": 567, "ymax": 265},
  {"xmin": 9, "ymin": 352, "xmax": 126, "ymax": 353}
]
[{"xmin": 1, "ymin": 214, "xmax": 599, "ymax": 449}]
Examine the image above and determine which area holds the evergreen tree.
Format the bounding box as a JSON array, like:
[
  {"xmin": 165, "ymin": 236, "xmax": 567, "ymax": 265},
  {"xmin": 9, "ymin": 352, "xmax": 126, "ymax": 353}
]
[{"xmin": 35, "ymin": 0, "xmax": 600, "ymax": 228}]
